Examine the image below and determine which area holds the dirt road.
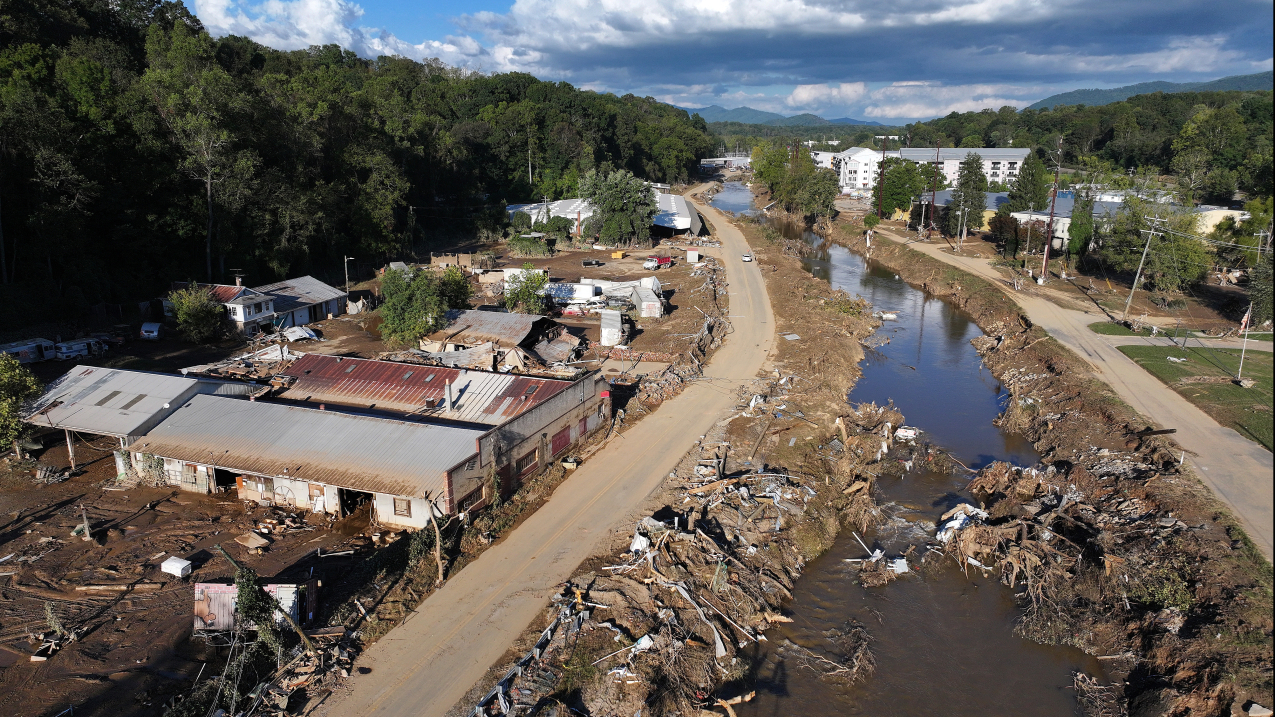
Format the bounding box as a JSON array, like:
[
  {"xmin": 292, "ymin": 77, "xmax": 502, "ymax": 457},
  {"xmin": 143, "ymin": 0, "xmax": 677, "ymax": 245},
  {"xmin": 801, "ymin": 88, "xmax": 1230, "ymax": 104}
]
[
  {"xmin": 879, "ymin": 231, "xmax": 1274, "ymax": 559},
  {"xmin": 321, "ymin": 189, "xmax": 774, "ymax": 717}
]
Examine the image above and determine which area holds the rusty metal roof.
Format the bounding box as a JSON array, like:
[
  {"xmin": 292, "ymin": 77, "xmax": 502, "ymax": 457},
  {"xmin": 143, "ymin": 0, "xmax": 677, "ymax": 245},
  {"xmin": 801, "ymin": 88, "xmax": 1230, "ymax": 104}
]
[
  {"xmin": 424, "ymin": 309, "xmax": 552, "ymax": 347},
  {"xmin": 170, "ymin": 282, "xmax": 262, "ymax": 305},
  {"xmin": 276, "ymin": 353, "xmax": 571, "ymax": 425},
  {"xmin": 132, "ymin": 395, "xmax": 483, "ymax": 498}
]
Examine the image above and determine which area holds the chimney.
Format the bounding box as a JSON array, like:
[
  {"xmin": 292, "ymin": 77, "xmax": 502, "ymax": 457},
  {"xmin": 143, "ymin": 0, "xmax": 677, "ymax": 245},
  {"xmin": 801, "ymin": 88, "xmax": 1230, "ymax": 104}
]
[
  {"xmin": 445, "ymin": 380, "xmax": 454, "ymax": 410},
  {"xmin": 319, "ymin": 403, "xmax": 325, "ymax": 411},
  {"xmin": 234, "ymin": 275, "xmax": 242, "ymax": 287}
]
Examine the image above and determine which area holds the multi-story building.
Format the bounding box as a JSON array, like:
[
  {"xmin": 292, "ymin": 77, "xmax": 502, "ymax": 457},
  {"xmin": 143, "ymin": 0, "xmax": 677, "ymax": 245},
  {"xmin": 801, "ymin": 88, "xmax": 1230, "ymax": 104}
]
[{"xmin": 827, "ymin": 147, "xmax": 1033, "ymax": 195}]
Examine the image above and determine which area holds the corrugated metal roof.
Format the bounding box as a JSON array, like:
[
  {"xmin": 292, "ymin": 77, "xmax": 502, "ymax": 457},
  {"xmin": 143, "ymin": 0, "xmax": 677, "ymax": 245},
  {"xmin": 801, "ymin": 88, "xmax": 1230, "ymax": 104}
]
[
  {"xmin": 23, "ymin": 367, "xmax": 247, "ymax": 437},
  {"xmin": 425, "ymin": 309, "xmax": 550, "ymax": 347},
  {"xmin": 171, "ymin": 282, "xmax": 261, "ymax": 305},
  {"xmin": 133, "ymin": 395, "xmax": 483, "ymax": 498},
  {"xmin": 254, "ymin": 276, "xmax": 347, "ymax": 314},
  {"xmin": 277, "ymin": 353, "xmax": 571, "ymax": 425}
]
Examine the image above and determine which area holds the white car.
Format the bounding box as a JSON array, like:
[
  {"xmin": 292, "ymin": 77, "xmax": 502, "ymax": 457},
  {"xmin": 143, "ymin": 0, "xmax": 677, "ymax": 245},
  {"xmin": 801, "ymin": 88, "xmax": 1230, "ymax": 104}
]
[{"xmin": 741, "ymin": 253, "xmax": 753, "ymax": 262}]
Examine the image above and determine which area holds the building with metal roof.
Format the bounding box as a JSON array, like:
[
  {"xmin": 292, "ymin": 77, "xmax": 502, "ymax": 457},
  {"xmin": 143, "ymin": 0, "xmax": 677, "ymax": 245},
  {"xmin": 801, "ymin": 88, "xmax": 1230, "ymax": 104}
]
[
  {"xmin": 654, "ymin": 193, "xmax": 702, "ymax": 235},
  {"xmin": 253, "ymin": 275, "xmax": 347, "ymax": 328},
  {"xmin": 421, "ymin": 309, "xmax": 561, "ymax": 352},
  {"xmin": 274, "ymin": 353, "xmax": 574, "ymax": 426},
  {"xmin": 507, "ymin": 193, "xmax": 702, "ymax": 236},
  {"xmin": 169, "ymin": 281, "xmax": 276, "ymax": 336},
  {"xmin": 130, "ymin": 395, "xmax": 486, "ymax": 527},
  {"xmin": 23, "ymin": 366, "xmax": 254, "ymax": 440}
]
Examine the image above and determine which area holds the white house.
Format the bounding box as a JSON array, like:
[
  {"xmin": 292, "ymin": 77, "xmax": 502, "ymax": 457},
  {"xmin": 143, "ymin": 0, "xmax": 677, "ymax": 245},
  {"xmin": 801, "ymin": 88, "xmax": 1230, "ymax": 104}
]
[
  {"xmin": 170, "ymin": 280, "xmax": 275, "ymax": 336},
  {"xmin": 830, "ymin": 147, "xmax": 893, "ymax": 194},
  {"xmin": 253, "ymin": 275, "xmax": 347, "ymax": 328}
]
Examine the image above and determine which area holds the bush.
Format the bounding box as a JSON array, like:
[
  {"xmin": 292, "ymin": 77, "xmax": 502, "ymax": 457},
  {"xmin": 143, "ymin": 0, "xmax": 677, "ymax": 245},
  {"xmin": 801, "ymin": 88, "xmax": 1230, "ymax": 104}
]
[
  {"xmin": 169, "ymin": 285, "xmax": 224, "ymax": 343},
  {"xmin": 508, "ymin": 235, "xmax": 552, "ymax": 257}
]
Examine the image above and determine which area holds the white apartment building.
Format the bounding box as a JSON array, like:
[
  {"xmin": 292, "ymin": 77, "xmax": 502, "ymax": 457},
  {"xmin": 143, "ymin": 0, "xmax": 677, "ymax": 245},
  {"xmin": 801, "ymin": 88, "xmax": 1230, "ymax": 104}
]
[{"xmin": 827, "ymin": 147, "xmax": 1033, "ymax": 195}]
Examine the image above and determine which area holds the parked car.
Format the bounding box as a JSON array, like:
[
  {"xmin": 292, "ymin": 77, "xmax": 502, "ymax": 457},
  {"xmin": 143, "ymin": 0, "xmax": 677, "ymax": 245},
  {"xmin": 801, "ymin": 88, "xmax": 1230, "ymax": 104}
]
[
  {"xmin": 139, "ymin": 322, "xmax": 164, "ymax": 340},
  {"xmin": 741, "ymin": 254, "xmax": 753, "ymax": 262},
  {"xmin": 55, "ymin": 338, "xmax": 106, "ymax": 360},
  {"xmin": 582, "ymin": 259, "xmax": 604, "ymax": 267}
]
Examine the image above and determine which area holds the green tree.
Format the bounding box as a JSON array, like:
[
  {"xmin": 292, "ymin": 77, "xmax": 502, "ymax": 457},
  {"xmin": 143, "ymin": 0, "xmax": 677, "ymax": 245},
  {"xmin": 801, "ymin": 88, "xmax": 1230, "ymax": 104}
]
[
  {"xmin": 142, "ymin": 22, "xmax": 251, "ymax": 281},
  {"xmin": 578, "ymin": 169, "xmax": 657, "ymax": 247},
  {"xmin": 798, "ymin": 169, "xmax": 839, "ymax": 219},
  {"xmin": 1250, "ymin": 258, "xmax": 1273, "ymax": 326},
  {"xmin": 1098, "ymin": 197, "xmax": 1208, "ymax": 293},
  {"xmin": 378, "ymin": 268, "xmax": 461, "ymax": 346},
  {"xmin": 872, "ymin": 158, "xmax": 924, "ymax": 219},
  {"xmin": 504, "ymin": 262, "xmax": 548, "ymax": 314},
  {"xmin": 989, "ymin": 209, "xmax": 1019, "ymax": 257},
  {"xmin": 946, "ymin": 153, "xmax": 987, "ymax": 245},
  {"xmin": 1006, "ymin": 152, "xmax": 1049, "ymax": 213},
  {"xmin": 0, "ymin": 354, "xmax": 42, "ymax": 455},
  {"xmin": 1068, "ymin": 195, "xmax": 1095, "ymax": 263},
  {"xmin": 169, "ymin": 284, "xmax": 223, "ymax": 343}
]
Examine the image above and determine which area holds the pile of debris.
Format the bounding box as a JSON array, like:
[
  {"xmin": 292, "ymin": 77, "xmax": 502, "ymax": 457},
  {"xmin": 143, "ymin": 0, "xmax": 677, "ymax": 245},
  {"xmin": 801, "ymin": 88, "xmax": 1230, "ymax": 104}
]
[
  {"xmin": 32, "ymin": 464, "xmax": 69, "ymax": 484},
  {"xmin": 182, "ymin": 344, "xmax": 299, "ymax": 380},
  {"xmin": 633, "ymin": 364, "xmax": 702, "ymax": 408},
  {"xmin": 475, "ymin": 391, "xmax": 903, "ymax": 716}
]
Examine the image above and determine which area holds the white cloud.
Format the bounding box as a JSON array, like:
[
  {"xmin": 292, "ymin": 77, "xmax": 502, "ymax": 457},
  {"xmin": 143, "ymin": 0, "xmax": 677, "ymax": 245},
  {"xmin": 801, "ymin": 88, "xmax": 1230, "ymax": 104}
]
[
  {"xmin": 785, "ymin": 82, "xmax": 867, "ymax": 111},
  {"xmin": 862, "ymin": 81, "xmax": 1041, "ymax": 118},
  {"xmin": 1006, "ymin": 35, "xmax": 1249, "ymax": 75}
]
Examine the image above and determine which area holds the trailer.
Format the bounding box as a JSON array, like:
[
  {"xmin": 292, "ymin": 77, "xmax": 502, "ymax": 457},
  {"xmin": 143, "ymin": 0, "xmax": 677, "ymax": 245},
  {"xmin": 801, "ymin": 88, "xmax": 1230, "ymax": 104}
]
[
  {"xmin": 1, "ymin": 338, "xmax": 55, "ymax": 364},
  {"xmin": 544, "ymin": 282, "xmax": 602, "ymax": 305}
]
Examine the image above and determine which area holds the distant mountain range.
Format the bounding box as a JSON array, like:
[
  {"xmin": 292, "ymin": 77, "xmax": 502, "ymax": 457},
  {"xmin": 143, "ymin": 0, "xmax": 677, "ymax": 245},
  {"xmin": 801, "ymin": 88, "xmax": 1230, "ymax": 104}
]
[
  {"xmin": 683, "ymin": 105, "xmax": 882, "ymax": 126},
  {"xmin": 1027, "ymin": 71, "xmax": 1272, "ymax": 110}
]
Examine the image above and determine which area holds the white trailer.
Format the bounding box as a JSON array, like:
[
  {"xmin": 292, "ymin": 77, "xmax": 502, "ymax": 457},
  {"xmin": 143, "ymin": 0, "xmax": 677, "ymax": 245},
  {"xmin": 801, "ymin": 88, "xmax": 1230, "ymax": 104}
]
[
  {"xmin": 599, "ymin": 310, "xmax": 624, "ymax": 347},
  {"xmin": 1, "ymin": 338, "xmax": 55, "ymax": 363},
  {"xmin": 54, "ymin": 338, "xmax": 105, "ymax": 361}
]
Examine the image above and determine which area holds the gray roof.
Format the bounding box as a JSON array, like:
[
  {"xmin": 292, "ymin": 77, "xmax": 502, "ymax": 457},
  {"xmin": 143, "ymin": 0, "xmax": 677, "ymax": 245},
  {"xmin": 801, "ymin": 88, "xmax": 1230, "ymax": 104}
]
[
  {"xmin": 925, "ymin": 190, "xmax": 1012, "ymax": 212},
  {"xmin": 427, "ymin": 309, "xmax": 552, "ymax": 347},
  {"xmin": 253, "ymin": 276, "xmax": 347, "ymax": 314},
  {"xmin": 899, "ymin": 148, "xmax": 1032, "ymax": 162},
  {"xmin": 1011, "ymin": 197, "xmax": 1123, "ymax": 220},
  {"xmin": 23, "ymin": 367, "xmax": 252, "ymax": 437},
  {"xmin": 132, "ymin": 395, "xmax": 484, "ymax": 498}
]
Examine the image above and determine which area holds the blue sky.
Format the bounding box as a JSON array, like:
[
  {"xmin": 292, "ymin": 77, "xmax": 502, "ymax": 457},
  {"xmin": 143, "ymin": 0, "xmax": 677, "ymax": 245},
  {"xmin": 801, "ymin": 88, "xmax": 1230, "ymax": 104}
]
[{"xmin": 191, "ymin": 0, "xmax": 1274, "ymax": 123}]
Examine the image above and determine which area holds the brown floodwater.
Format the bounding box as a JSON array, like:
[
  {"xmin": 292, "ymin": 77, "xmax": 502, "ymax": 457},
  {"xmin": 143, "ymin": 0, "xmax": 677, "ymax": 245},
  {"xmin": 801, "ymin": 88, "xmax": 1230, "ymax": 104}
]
[{"xmin": 719, "ymin": 206, "xmax": 1104, "ymax": 716}]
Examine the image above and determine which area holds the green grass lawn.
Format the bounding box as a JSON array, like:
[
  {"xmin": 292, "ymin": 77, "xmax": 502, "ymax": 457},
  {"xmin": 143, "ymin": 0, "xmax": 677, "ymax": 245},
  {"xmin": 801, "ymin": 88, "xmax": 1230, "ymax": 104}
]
[
  {"xmin": 1090, "ymin": 321, "xmax": 1141, "ymax": 336},
  {"xmin": 1118, "ymin": 345, "xmax": 1273, "ymax": 452}
]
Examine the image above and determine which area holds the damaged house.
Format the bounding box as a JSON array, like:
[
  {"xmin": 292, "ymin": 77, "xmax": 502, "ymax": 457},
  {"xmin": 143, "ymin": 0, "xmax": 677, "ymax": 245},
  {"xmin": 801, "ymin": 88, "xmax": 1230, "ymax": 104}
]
[
  {"xmin": 420, "ymin": 309, "xmax": 583, "ymax": 367},
  {"xmin": 168, "ymin": 275, "xmax": 345, "ymax": 336}
]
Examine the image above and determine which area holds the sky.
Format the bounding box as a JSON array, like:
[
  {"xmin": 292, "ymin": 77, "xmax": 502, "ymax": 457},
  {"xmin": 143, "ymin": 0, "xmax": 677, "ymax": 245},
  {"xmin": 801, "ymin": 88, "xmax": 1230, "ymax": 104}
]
[{"xmin": 191, "ymin": 0, "xmax": 1275, "ymax": 124}]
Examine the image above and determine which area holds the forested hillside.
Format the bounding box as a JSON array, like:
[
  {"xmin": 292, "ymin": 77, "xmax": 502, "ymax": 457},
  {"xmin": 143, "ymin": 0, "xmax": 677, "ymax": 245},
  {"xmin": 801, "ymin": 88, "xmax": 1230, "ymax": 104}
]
[
  {"xmin": 902, "ymin": 91, "xmax": 1273, "ymax": 201},
  {"xmin": 0, "ymin": 0, "xmax": 712, "ymax": 329}
]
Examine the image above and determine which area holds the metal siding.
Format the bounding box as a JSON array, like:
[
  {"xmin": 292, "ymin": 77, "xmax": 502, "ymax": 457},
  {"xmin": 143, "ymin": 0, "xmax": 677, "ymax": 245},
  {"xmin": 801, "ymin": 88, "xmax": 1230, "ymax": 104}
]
[{"xmin": 132, "ymin": 395, "xmax": 482, "ymax": 498}]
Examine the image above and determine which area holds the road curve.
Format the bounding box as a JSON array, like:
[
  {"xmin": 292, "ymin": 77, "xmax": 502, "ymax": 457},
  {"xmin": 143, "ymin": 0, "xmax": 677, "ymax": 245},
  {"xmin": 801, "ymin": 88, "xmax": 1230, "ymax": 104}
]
[
  {"xmin": 320, "ymin": 187, "xmax": 774, "ymax": 717},
  {"xmin": 880, "ymin": 231, "xmax": 1273, "ymax": 560}
]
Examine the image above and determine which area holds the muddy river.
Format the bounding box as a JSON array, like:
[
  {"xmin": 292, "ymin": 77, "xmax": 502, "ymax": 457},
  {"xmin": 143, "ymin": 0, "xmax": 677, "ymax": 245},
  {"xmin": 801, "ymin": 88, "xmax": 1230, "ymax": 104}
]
[{"xmin": 710, "ymin": 182, "xmax": 1103, "ymax": 715}]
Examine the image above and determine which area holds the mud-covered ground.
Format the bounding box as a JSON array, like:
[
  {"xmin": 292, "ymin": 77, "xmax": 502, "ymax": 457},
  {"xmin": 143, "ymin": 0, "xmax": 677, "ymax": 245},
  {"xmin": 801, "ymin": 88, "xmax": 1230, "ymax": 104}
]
[{"xmin": 827, "ymin": 218, "xmax": 1273, "ymax": 716}]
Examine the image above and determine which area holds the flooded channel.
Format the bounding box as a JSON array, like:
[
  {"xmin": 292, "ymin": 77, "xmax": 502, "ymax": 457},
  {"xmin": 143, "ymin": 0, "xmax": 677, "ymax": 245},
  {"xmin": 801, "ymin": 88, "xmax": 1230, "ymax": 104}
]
[{"xmin": 710, "ymin": 183, "xmax": 1102, "ymax": 715}]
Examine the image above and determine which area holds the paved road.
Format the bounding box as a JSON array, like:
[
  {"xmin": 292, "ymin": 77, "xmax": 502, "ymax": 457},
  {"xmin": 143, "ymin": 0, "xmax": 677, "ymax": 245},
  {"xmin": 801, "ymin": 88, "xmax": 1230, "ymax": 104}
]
[
  {"xmin": 322, "ymin": 189, "xmax": 774, "ymax": 717},
  {"xmin": 879, "ymin": 231, "xmax": 1273, "ymax": 560},
  {"xmin": 1099, "ymin": 335, "xmax": 1273, "ymax": 353}
]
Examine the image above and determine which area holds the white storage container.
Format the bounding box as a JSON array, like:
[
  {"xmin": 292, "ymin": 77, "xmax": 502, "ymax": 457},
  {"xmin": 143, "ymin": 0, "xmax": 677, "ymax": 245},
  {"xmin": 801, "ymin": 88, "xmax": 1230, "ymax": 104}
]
[{"xmin": 161, "ymin": 556, "xmax": 192, "ymax": 578}]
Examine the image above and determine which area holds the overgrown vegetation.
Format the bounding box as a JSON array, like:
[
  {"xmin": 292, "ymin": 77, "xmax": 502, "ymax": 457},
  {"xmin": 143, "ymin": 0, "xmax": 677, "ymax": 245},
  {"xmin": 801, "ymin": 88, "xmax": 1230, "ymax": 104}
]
[
  {"xmin": 504, "ymin": 262, "xmax": 549, "ymax": 313},
  {"xmin": 578, "ymin": 169, "xmax": 658, "ymax": 247},
  {"xmin": 169, "ymin": 284, "xmax": 224, "ymax": 343},
  {"xmin": 0, "ymin": 2, "xmax": 713, "ymax": 331},
  {"xmin": 751, "ymin": 142, "xmax": 839, "ymax": 218},
  {"xmin": 0, "ymin": 354, "xmax": 42, "ymax": 454},
  {"xmin": 377, "ymin": 265, "xmax": 471, "ymax": 346}
]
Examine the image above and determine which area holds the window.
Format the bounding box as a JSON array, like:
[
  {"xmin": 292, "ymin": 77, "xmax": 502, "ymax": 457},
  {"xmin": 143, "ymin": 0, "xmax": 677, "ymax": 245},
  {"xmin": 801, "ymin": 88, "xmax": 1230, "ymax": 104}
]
[
  {"xmin": 254, "ymin": 302, "xmax": 263, "ymax": 314},
  {"xmin": 459, "ymin": 490, "xmax": 481, "ymax": 512},
  {"xmin": 1008, "ymin": 162, "xmax": 1018, "ymax": 168},
  {"xmin": 514, "ymin": 450, "xmax": 538, "ymax": 475},
  {"xmin": 393, "ymin": 497, "xmax": 412, "ymax": 517},
  {"xmin": 464, "ymin": 457, "xmax": 479, "ymax": 471}
]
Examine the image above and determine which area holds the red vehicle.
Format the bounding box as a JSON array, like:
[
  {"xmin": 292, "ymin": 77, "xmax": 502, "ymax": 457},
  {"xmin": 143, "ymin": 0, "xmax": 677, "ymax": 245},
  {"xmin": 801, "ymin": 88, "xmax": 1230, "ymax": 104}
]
[{"xmin": 643, "ymin": 255, "xmax": 673, "ymax": 270}]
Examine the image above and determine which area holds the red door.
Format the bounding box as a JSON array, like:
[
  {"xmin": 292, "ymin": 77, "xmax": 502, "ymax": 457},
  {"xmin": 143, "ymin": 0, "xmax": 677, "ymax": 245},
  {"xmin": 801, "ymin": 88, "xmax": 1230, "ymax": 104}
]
[{"xmin": 551, "ymin": 427, "xmax": 571, "ymax": 456}]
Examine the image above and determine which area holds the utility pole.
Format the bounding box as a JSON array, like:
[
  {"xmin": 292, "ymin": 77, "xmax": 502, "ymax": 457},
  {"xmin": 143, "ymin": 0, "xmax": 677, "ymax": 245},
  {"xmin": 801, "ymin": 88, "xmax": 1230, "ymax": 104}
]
[
  {"xmin": 1237, "ymin": 302, "xmax": 1253, "ymax": 380},
  {"xmin": 1123, "ymin": 217, "xmax": 1162, "ymax": 321},
  {"xmin": 1039, "ymin": 136, "xmax": 1063, "ymax": 284},
  {"xmin": 343, "ymin": 256, "xmax": 354, "ymax": 293}
]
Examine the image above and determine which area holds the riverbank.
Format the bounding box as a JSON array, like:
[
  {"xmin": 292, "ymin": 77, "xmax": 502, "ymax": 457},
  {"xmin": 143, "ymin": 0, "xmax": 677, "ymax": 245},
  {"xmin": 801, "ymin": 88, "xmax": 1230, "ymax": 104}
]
[
  {"xmin": 821, "ymin": 217, "xmax": 1273, "ymax": 715},
  {"xmin": 443, "ymin": 199, "xmax": 918, "ymax": 717}
]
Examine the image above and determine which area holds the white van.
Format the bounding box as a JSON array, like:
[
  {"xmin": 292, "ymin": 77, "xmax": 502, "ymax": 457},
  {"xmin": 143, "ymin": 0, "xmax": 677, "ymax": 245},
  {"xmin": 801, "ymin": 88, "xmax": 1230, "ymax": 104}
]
[
  {"xmin": 55, "ymin": 339, "xmax": 105, "ymax": 360},
  {"xmin": 139, "ymin": 322, "xmax": 164, "ymax": 340}
]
